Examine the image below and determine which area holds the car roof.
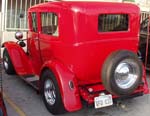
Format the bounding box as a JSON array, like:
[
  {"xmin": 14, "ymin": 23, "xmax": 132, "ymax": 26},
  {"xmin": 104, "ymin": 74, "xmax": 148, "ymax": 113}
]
[{"xmin": 28, "ymin": 1, "xmax": 140, "ymax": 14}]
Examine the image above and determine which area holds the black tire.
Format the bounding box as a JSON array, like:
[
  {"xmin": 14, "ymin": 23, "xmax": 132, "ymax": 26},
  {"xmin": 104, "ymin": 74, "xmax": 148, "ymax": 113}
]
[
  {"xmin": 3, "ymin": 49, "xmax": 16, "ymax": 74},
  {"xmin": 41, "ymin": 70, "xmax": 66, "ymax": 115},
  {"xmin": 102, "ymin": 50, "xmax": 143, "ymax": 96}
]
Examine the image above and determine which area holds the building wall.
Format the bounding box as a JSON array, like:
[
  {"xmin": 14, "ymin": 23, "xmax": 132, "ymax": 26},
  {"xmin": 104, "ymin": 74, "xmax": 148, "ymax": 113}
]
[
  {"xmin": 0, "ymin": 0, "xmax": 46, "ymax": 39},
  {"xmin": 0, "ymin": 12, "xmax": 1, "ymax": 32},
  {"xmin": 0, "ymin": 0, "xmax": 1, "ymax": 12},
  {"xmin": 0, "ymin": 12, "xmax": 2, "ymax": 48},
  {"xmin": 0, "ymin": 0, "xmax": 2, "ymax": 37},
  {"xmin": 0, "ymin": 11, "xmax": 1, "ymax": 40},
  {"xmin": 135, "ymin": 0, "xmax": 150, "ymax": 11}
]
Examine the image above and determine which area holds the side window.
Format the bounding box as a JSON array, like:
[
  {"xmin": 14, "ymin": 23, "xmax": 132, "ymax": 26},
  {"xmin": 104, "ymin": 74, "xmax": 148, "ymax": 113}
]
[
  {"xmin": 41, "ymin": 12, "xmax": 59, "ymax": 36},
  {"xmin": 31, "ymin": 13, "xmax": 38, "ymax": 32},
  {"xmin": 98, "ymin": 14, "xmax": 128, "ymax": 32}
]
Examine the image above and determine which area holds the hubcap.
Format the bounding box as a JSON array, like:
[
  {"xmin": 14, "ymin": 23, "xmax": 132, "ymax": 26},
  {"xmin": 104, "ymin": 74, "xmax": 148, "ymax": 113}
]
[
  {"xmin": 3, "ymin": 56, "xmax": 9, "ymax": 70},
  {"xmin": 114, "ymin": 60, "xmax": 139, "ymax": 89},
  {"xmin": 44, "ymin": 79, "xmax": 56, "ymax": 106}
]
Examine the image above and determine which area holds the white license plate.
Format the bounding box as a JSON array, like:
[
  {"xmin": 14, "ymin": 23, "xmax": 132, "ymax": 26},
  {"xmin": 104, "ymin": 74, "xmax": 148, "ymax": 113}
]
[{"xmin": 94, "ymin": 94, "xmax": 113, "ymax": 109}]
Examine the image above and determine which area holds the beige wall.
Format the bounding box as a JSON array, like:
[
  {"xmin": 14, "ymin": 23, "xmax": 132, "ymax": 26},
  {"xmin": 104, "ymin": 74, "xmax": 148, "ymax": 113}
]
[
  {"xmin": 0, "ymin": 0, "xmax": 1, "ymax": 12},
  {"xmin": 2, "ymin": 31, "xmax": 27, "ymax": 43},
  {"xmin": 134, "ymin": 0, "xmax": 150, "ymax": 11},
  {"xmin": 0, "ymin": 12, "xmax": 1, "ymax": 31},
  {"xmin": 0, "ymin": 13, "xmax": 1, "ymax": 48}
]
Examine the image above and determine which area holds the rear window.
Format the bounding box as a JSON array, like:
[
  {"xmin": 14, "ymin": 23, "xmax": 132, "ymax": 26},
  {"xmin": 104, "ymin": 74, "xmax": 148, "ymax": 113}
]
[{"xmin": 98, "ymin": 14, "xmax": 129, "ymax": 32}]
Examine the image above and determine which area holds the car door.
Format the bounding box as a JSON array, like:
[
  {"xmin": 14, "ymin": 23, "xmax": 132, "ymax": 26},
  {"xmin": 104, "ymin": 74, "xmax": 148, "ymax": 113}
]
[
  {"xmin": 27, "ymin": 12, "xmax": 42, "ymax": 75},
  {"xmin": 39, "ymin": 12, "xmax": 59, "ymax": 62}
]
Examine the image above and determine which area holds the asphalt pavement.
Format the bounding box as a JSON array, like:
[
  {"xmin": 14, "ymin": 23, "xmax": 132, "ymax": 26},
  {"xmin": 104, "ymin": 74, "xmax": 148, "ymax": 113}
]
[{"xmin": 2, "ymin": 71, "xmax": 150, "ymax": 116}]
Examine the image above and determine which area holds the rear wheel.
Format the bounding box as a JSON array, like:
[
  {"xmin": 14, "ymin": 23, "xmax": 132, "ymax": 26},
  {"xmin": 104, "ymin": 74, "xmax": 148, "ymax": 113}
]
[
  {"xmin": 3, "ymin": 49, "xmax": 16, "ymax": 74},
  {"xmin": 102, "ymin": 50, "xmax": 143, "ymax": 96},
  {"xmin": 41, "ymin": 70, "xmax": 66, "ymax": 115}
]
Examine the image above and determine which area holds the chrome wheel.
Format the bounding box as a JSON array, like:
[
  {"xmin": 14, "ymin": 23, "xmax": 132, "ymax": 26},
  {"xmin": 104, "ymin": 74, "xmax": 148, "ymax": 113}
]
[
  {"xmin": 42, "ymin": 70, "xmax": 66, "ymax": 114},
  {"xmin": 44, "ymin": 79, "xmax": 56, "ymax": 106},
  {"xmin": 114, "ymin": 59, "xmax": 139, "ymax": 89}
]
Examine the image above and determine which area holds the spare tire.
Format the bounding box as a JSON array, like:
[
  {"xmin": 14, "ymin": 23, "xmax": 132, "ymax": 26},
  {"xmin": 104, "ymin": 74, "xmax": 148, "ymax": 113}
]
[{"xmin": 102, "ymin": 50, "xmax": 143, "ymax": 96}]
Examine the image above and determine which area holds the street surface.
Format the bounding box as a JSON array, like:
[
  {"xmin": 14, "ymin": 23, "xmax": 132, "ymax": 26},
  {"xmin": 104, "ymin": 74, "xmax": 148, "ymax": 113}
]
[{"xmin": 2, "ymin": 71, "xmax": 150, "ymax": 116}]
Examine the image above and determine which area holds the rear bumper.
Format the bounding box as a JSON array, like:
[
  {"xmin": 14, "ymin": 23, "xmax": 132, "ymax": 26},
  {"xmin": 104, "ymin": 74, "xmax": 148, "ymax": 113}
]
[{"xmin": 79, "ymin": 81, "xmax": 149, "ymax": 104}]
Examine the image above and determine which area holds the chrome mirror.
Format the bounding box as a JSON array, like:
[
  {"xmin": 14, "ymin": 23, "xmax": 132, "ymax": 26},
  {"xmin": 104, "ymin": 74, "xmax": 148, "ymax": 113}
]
[{"xmin": 15, "ymin": 31, "xmax": 23, "ymax": 40}]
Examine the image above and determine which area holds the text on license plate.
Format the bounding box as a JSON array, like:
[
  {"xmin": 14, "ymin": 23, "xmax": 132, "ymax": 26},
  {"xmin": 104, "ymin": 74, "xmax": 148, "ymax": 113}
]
[{"xmin": 94, "ymin": 94, "xmax": 113, "ymax": 109}]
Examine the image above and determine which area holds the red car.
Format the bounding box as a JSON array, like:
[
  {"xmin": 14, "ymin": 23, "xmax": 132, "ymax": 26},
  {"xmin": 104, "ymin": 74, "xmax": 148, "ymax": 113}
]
[{"xmin": 2, "ymin": 1, "xmax": 149, "ymax": 115}]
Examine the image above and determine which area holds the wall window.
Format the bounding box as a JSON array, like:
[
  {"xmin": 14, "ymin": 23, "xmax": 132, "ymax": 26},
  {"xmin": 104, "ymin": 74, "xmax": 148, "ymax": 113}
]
[
  {"xmin": 41, "ymin": 12, "xmax": 59, "ymax": 36},
  {"xmin": 3, "ymin": 0, "xmax": 46, "ymax": 31},
  {"xmin": 31, "ymin": 12, "xmax": 37, "ymax": 32},
  {"xmin": 98, "ymin": 14, "xmax": 128, "ymax": 32}
]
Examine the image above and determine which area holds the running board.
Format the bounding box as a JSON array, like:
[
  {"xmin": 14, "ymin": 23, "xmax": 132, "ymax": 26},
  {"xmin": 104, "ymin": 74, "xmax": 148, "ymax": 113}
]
[{"xmin": 21, "ymin": 75, "xmax": 39, "ymax": 90}]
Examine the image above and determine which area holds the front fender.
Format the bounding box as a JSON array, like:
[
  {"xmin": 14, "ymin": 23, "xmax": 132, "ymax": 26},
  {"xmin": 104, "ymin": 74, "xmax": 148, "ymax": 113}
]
[
  {"xmin": 2, "ymin": 41, "xmax": 34, "ymax": 75},
  {"xmin": 40, "ymin": 60, "xmax": 82, "ymax": 112}
]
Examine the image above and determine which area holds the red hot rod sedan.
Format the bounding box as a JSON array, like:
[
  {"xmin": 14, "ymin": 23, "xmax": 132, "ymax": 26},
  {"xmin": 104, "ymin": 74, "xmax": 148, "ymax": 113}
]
[{"xmin": 2, "ymin": 1, "xmax": 149, "ymax": 115}]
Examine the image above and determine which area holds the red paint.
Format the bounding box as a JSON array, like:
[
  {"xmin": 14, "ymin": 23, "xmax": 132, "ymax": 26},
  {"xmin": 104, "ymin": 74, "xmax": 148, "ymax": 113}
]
[
  {"xmin": 2, "ymin": 1, "xmax": 149, "ymax": 112},
  {"xmin": 3, "ymin": 42, "xmax": 34, "ymax": 76},
  {"xmin": 41, "ymin": 60, "xmax": 82, "ymax": 111}
]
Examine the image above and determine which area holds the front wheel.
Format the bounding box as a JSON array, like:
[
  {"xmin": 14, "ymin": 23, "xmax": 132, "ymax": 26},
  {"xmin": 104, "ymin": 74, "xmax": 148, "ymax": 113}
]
[
  {"xmin": 41, "ymin": 70, "xmax": 66, "ymax": 115},
  {"xmin": 3, "ymin": 49, "xmax": 15, "ymax": 74}
]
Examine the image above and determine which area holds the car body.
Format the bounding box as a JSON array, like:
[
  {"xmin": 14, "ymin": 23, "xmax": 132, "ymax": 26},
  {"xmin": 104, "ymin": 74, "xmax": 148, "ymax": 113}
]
[{"xmin": 2, "ymin": 1, "xmax": 149, "ymax": 115}]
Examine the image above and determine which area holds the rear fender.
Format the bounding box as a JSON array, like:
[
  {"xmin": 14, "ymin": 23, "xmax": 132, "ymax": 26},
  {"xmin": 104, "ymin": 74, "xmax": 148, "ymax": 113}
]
[
  {"xmin": 40, "ymin": 60, "xmax": 82, "ymax": 112},
  {"xmin": 2, "ymin": 41, "xmax": 34, "ymax": 75}
]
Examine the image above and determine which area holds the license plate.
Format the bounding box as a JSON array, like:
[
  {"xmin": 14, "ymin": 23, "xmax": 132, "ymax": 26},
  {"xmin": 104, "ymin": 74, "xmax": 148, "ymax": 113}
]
[{"xmin": 94, "ymin": 94, "xmax": 113, "ymax": 109}]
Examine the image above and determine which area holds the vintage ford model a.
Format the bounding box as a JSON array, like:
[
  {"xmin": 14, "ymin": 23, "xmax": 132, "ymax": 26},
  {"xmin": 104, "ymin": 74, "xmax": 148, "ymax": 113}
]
[{"xmin": 2, "ymin": 1, "xmax": 149, "ymax": 115}]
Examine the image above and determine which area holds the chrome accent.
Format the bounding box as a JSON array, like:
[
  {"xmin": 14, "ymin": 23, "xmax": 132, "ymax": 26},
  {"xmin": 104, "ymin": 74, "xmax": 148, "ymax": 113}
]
[
  {"xmin": 44, "ymin": 79, "xmax": 56, "ymax": 106},
  {"xmin": 88, "ymin": 88, "xmax": 93, "ymax": 93},
  {"xmin": 15, "ymin": 31, "xmax": 23, "ymax": 40},
  {"xmin": 114, "ymin": 60, "xmax": 139, "ymax": 89},
  {"xmin": 3, "ymin": 56, "xmax": 9, "ymax": 70},
  {"xmin": 69, "ymin": 81, "xmax": 74, "ymax": 90}
]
